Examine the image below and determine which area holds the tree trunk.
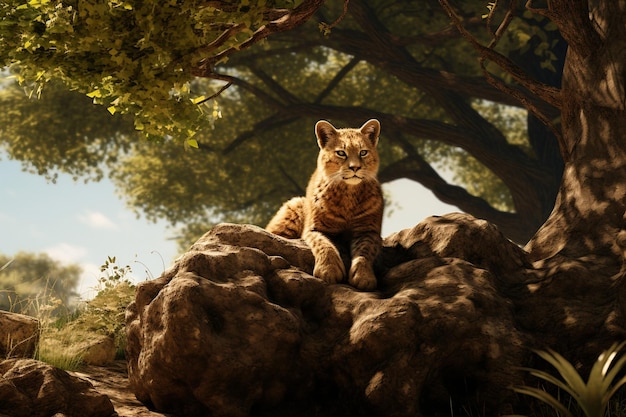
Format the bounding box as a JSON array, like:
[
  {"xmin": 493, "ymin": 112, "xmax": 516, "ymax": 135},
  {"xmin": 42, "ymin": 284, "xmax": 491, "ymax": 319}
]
[
  {"xmin": 527, "ymin": 0, "xmax": 626, "ymax": 263},
  {"xmin": 520, "ymin": 0, "xmax": 626, "ymax": 358}
]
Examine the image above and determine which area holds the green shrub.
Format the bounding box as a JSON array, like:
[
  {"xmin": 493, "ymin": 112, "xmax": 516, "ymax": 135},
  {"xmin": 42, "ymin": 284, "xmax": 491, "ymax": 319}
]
[{"xmin": 35, "ymin": 257, "xmax": 136, "ymax": 368}]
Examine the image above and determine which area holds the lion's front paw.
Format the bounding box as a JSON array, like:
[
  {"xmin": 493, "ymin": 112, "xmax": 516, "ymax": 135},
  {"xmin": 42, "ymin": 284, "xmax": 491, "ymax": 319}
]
[
  {"xmin": 349, "ymin": 256, "xmax": 377, "ymax": 291},
  {"xmin": 313, "ymin": 255, "xmax": 346, "ymax": 285}
]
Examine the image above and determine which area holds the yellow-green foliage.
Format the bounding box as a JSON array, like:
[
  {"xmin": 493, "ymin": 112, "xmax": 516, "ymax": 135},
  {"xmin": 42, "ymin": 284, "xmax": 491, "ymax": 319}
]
[
  {"xmin": 72, "ymin": 279, "xmax": 136, "ymax": 359},
  {"xmin": 35, "ymin": 257, "xmax": 136, "ymax": 369},
  {"xmin": 0, "ymin": 0, "xmax": 300, "ymax": 140}
]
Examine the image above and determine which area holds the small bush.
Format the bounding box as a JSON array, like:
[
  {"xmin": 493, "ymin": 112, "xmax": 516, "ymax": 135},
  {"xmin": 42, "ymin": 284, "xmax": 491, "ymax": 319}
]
[{"xmin": 33, "ymin": 257, "xmax": 136, "ymax": 369}]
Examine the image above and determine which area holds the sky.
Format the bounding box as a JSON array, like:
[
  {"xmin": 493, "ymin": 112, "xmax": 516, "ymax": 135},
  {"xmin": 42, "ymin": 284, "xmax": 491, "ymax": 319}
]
[{"xmin": 0, "ymin": 155, "xmax": 457, "ymax": 300}]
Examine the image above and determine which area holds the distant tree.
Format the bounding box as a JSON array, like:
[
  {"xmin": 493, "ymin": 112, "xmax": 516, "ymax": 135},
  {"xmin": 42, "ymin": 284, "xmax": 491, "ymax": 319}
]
[
  {"xmin": 0, "ymin": 1, "xmax": 566, "ymax": 244},
  {"xmin": 0, "ymin": 252, "xmax": 81, "ymax": 316},
  {"xmin": 0, "ymin": 79, "xmax": 135, "ymax": 182}
]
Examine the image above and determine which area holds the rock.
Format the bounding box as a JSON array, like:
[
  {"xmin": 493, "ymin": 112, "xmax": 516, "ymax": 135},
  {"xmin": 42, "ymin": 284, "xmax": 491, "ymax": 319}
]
[
  {"xmin": 72, "ymin": 334, "xmax": 116, "ymax": 366},
  {"xmin": 70, "ymin": 360, "xmax": 170, "ymax": 417},
  {"xmin": 0, "ymin": 311, "xmax": 39, "ymax": 358},
  {"xmin": 0, "ymin": 358, "xmax": 115, "ymax": 417},
  {"xmin": 126, "ymin": 214, "xmax": 529, "ymax": 417}
]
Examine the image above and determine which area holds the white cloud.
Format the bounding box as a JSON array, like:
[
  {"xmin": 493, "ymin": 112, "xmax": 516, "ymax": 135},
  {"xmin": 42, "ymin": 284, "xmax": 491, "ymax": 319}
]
[
  {"xmin": 44, "ymin": 243, "xmax": 88, "ymax": 264},
  {"xmin": 78, "ymin": 210, "xmax": 118, "ymax": 230}
]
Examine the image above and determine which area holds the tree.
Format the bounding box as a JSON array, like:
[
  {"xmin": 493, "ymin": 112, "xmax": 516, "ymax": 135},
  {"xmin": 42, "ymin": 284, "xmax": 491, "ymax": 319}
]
[
  {"xmin": 2, "ymin": 0, "xmax": 626, "ymax": 413},
  {"xmin": 0, "ymin": 252, "xmax": 81, "ymax": 316},
  {"xmin": 438, "ymin": 0, "xmax": 626, "ymax": 396},
  {"xmin": 0, "ymin": 0, "xmax": 566, "ymax": 244},
  {"xmin": 121, "ymin": 1, "xmax": 626, "ymax": 414},
  {"xmin": 0, "ymin": 79, "xmax": 135, "ymax": 182},
  {"xmin": 438, "ymin": 0, "xmax": 625, "ymax": 259}
]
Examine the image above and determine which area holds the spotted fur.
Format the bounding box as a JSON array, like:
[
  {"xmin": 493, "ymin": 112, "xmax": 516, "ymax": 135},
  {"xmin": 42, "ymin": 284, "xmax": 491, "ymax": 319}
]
[{"xmin": 266, "ymin": 119, "xmax": 383, "ymax": 290}]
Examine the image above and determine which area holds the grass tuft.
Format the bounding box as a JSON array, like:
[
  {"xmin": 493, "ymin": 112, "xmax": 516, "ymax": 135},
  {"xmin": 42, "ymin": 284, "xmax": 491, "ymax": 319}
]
[
  {"xmin": 2, "ymin": 256, "xmax": 137, "ymax": 370},
  {"xmin": 509, "ymin": 342, "xmax": 626, "ymax": 417}
]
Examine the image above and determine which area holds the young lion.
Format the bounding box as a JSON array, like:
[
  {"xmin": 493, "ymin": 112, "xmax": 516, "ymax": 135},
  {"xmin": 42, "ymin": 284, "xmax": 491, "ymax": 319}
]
[{"xmin": 266, "ymin": 119, "xmax": 383, "ymax": 290}]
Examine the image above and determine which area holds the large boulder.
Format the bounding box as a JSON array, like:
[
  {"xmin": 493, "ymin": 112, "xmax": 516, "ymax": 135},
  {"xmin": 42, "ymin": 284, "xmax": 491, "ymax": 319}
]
[
  {"xmin": 0, "ymin": 311, "xmax": 39, "ymax": 358},
  {"xmin": 0, "ymin": 358, "xmax": 114, "ymax": 417},
  {"xmin": 126, "ymin": 213, "xmax": 533, "ymax": 417}
]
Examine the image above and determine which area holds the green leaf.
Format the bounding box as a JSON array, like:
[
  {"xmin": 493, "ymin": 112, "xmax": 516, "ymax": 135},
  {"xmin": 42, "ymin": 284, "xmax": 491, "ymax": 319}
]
[
  {"xmin": 191, "ymin": 95, "xmax": 207, "ymax": 105},
  {"xmin": 86, "ymin": 90, "xmax": 102, "ymax": 98}
]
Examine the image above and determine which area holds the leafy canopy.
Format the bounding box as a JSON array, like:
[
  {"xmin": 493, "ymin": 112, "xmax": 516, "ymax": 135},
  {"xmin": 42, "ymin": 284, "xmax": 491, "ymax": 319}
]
[
  {"xmin": 0, "ymin": 0, "xmax": 304, "ymax": 141},
  {"xmin": 0, "ymin": 1, "xmax": 563, "ymax": 245}
]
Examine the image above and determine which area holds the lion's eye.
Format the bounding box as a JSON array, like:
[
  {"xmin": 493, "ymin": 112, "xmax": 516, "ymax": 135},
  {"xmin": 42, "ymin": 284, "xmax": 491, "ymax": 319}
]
[
  {"xmin": 360, "ymin": 150, "xmax": 368, "ymax": 157},
  {"xmin": 336, "ymin": 150, "xmax": 347, "ymax": 158}
]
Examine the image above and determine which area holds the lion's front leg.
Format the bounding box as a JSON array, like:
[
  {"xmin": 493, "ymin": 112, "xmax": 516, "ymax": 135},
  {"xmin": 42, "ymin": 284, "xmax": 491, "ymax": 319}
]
[
  {"xmin": 304, "ymin": 230, "xmax": 346, "ymax": 284},
  {"xmin": 348, "ymin": 232, "xmax": 381, "ymax": 291}
]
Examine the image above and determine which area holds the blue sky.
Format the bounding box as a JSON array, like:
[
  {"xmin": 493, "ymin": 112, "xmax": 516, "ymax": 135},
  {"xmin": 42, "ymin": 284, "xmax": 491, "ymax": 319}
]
[{"xmin": 0, "ymin": 154, "xmax": 456, "ymax": 300}]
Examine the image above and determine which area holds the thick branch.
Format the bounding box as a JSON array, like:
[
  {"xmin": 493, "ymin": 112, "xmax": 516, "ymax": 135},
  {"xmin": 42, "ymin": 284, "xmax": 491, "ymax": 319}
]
[
  {"xmin": 337, "ymin": 2, "xmax": 551, "ymax": 205},
  {"xmin": 378, "ymin": 155, "xmax": 528, "ymax": 242},
  {"xmin": 391, "ymin": 18, "xmax": 484, "ymax": 47}
]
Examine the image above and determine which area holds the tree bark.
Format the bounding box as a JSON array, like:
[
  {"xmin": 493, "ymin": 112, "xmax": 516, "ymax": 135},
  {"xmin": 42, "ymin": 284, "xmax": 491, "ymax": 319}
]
[
  {"xmin": 526, "ymin": 0, "xmax": 626, "ymax": 263},
  {"xmin": 505, "ymin": 0, "xmax": 626, "ymax": 372}
]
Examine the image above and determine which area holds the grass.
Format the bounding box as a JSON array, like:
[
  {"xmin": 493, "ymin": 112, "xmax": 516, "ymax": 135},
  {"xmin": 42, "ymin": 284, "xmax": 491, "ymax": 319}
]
[
  {"xmin": 508, "ymin": 342, "xmax": 626, "ymax": 417},
  {"xmin": 37, "ymin": 332, "xmax": 84, "ymax": 370},
  {"xmin": 2, "ymin": 257, "xmax": 136, "ymax": 370}
]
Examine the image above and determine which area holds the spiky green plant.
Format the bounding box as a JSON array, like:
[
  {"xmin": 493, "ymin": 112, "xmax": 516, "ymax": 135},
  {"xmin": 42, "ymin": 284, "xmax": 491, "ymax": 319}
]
[{"xmin": 511, "ymin": 342, "xmax": 626, "ymax": 417}]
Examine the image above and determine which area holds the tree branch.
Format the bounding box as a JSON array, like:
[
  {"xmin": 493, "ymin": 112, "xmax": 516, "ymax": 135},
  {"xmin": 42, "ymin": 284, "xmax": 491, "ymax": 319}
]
[
  {"xmin": 206, "ymin": 72, "xmax": 284, "ymax": 109},
  {"xmin": 222, "ymin": 113, "xmax": 299, "ymax": 155},
  {"xmin": 319, "ymin": 0, "xmax": 350, "ymax": 34},
  {"xmin": 276, "ymin": 163, "xmax": 306, "ymax": 195},
  {"xmin": 438, "ymin": 0, "xmax": 562, "ymax": 110},
  {"xmin": 314, "ymin": 56, "xmax": 360, "ymax": 104},
  {"xmin": 194, "ymin": 0, "xmax": 325, "ymax": 76},
  {"xmin": 248, "ymin": 66, "xmax": 300, "ymax": 105},
  {"xmin": 378, "ymin": 154, "xmax": 528, "ymax": 242}
]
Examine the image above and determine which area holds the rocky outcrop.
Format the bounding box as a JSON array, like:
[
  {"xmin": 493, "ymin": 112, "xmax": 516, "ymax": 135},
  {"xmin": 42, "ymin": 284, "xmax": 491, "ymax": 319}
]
[
  {"xmin": 0, "ymin": 358, "xmax": 114, "ymax": 417},
  {"xmin": 126, "ymin": 213, "xmax": 537, "ymax": 417},
  {"xmin": 0, "ymin": 311, "xmax": 39, "ymax": 358}
]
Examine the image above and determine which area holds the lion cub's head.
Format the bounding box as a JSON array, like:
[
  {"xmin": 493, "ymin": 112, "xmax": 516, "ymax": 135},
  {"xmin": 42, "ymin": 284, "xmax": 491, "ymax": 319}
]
[{"xmin": 315, "ymin": 119, "xmax": 381, "ymax": 186}]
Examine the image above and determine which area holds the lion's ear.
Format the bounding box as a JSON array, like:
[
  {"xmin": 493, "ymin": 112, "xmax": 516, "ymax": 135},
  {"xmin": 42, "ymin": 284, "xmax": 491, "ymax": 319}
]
[
  {"xmin": 315, "ymin": 120, "xmax": 338, "ymax": 149},
  {"xmin": 360, "ymin": 119, "xmax": 380, "ymax": 147}
]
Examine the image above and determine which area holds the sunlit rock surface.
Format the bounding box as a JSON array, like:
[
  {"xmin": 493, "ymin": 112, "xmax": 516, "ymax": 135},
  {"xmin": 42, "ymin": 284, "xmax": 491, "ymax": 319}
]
[
  {"xmin": 0, "ymin": 358, "xmax": 114, "ymax": 417},
  {"xmin": 0, "ymin": 311, "xmax": 39, "ymax": 358}
]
